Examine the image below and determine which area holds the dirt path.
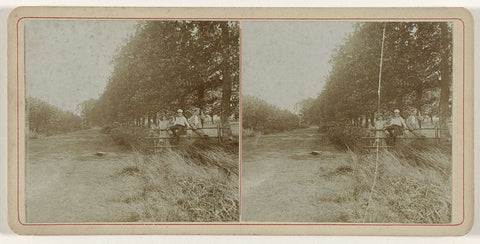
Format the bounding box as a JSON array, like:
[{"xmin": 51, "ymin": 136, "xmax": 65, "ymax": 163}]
[
  {"xmin": 241, "ymin": 127, "xmax": 349, "ymax": 222},
  {"xmin": 26, "ymin": 128, "xmax": 140, "ymax": 223}
]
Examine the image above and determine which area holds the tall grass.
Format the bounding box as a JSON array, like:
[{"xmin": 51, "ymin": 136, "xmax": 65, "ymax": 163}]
[
  {"xmin": 119, "ymin": 143, "xmax": 239, "ymax": 222},
  {"xmin": 103, "ymin": 125, "xmax": 153, "ymax": 152},
  {"xmin": 326, "ymin": 124, "xmax": 368, "ymax": 150},
  {"xmin": 320, "ymin": 142, "xmax": 451, "ymax": 223}
]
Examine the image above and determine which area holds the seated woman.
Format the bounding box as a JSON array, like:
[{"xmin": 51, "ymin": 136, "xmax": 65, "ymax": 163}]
[
  {"xmin": 188, "ymin": 108, "xmax": 208, "ymax": 138},
  {"xmin": 369, "ymin": 114, "xmax": 386, "ymax": 146},
  {"xmin": 153, "ymin": 114, "xmax": 170, "ymax": 145}
]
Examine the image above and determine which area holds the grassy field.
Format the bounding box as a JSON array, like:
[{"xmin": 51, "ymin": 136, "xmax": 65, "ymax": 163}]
[
  {"xmin": 26, "ymin": 127, "xmax": 239, "ymax": 223},
  {"xmin": 26, "ymin": 128, "xmax": 140, "ymax": 222},
  {"xmin": 318, "ymin": 142, "xmax": 451, "ymax": 223},
  {"xmin": 241, "ymin": 126, "xmax": 451, "ymax": 223},
  {"xmin": 122, "ymin": 145, "xmax": 239, "ymax": 222}
]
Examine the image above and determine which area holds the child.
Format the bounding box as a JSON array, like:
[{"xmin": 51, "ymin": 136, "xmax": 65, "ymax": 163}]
[
  {"xmin": 152, "ymin": 114, "xmax": 170, "ymax": 147},
  {"xmin": 372, "ymin": 114, "xmax": 386, "ymax": 146}
]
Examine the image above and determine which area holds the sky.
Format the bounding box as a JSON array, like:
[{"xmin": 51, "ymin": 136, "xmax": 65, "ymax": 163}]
[
  {"xmin": 241, "ymin": 21, "xmax": 355, "ymax": 113},
  {"xmin": 24, "ymin": 20, "xmax": 354, "ymax": 114},
  {"xmin": 25, "ymin": 20, "xmax": 138, "ymax": 112}
]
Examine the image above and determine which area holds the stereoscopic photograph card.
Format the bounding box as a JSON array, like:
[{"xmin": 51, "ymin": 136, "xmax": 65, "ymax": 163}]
[{"xmin": 7, "ymin": 7, "xmax": 474, "ymax": 235}]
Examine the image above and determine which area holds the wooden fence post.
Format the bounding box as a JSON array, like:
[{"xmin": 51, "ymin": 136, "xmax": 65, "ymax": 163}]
[{"xmin": 217, "ymin": 124, "xmax": 221, "ymax": 143}]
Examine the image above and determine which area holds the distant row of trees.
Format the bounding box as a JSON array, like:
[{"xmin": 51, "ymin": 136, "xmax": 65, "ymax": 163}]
[
  {"xmin": 81, "ymin": 20, "xmax": 240, "ymax": 129},
  {"xmin": 301, "ymin": 22, "xmax": 452, "ymax": 134},
  {"xmin": 242, "ymin": 95, "xmax": 301, "ymax": 134},
  {"xmin": 27, "ymin": 97, "xmax": 83, "ymax": 135}
]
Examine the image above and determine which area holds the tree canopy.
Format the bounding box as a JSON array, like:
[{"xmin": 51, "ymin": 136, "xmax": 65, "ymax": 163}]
[
  {"xmin": 302, "ymin": 22, "xmax": 452, "ymax": 131},
  {"xmin": 27, "ymin": 97, "xmax": 83, "ymax": 135},
  {"xmin": 242, "ymin": 95, "xmax": 301, "ymax": 133},
  {"xmin": 83, "ymin": 20, "xmax": 240, "ymax": 126}
]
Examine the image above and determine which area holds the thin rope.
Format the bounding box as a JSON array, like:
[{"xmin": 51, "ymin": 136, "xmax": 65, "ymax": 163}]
[{"xmin": 362, "ymin": 22, "xmax": 386, "ymax": 223}]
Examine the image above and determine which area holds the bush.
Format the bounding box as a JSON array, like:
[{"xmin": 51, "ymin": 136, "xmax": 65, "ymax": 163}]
[
  {"xmin": 242, "ymin": 128, "xmax": 256, "ymax": 138},
  {"xmin": 326, "ymin": 125, "xmax": 369, "ymax": 150},
  {"xmin": 106, "ymin": 125, "xmax": 153, "ymax": 151},
  {"xmin": 27, "ymin": 97, "xmax": 84, "ymax": 135},
  {"xmin": 242, "ymin": 95, "xmax": 301, "ymax": 134}
]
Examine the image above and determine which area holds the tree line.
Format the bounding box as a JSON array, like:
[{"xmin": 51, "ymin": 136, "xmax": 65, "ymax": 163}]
[
  {"xmin": 242, "ymin": 95, "xmax": 301, "ymax": 134},
  {"xmin": 81, "ymin": 20, "xmax": 240, "ymax": 129},
  {"xmin": 26, "ymin": 97, "xmax": 83, "ymax": 136},
  {"xmin": 301, "ymin": 22, "xmax": 452, "ymax": 134}
]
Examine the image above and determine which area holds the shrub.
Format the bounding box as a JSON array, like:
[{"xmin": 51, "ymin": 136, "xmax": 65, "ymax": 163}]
[
  {"xmin": 106, "ymin": 125, "xmax": 153, "ymax": 151},
  {"xmin": 26, "ymin": 97, "xmax": 84, "ymax": 135},
  {"xmin": 242, "ymin": 95, "xmax": 301, "ymax": 134},
  {"xmin": 326, "ymin": 125, "xmax": 369, "ymax": 150},
  {"xmin": 242, "ymin": 128, "xmax": 256, "ymax": 138}
]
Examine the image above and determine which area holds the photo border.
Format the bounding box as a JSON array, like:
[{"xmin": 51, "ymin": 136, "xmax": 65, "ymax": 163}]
[{"xmin": 7, "ymin": 7, "xmax": 474, "ymax": 235}]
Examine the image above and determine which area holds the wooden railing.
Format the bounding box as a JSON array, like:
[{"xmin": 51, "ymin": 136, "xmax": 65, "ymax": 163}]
[
  {"xmin": 143, "ymin": 122, "xmax": 239, "ymax": 152},
  {"xmin": 361, "ymin": 126, "xmax": 451, "ymax": 150}
]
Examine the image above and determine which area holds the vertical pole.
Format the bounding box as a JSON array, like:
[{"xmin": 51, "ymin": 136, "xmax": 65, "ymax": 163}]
[
  {"xmin": 377, "ymin": 22, "xmax": 387, "ymax": 115},
  {"xmin": 363, "ymin": 22, "xmax": 387, "ymax": 223}
]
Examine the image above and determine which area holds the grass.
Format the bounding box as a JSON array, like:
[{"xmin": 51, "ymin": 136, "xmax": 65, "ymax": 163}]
[
  {"xmin": 105, "ymin": 125, "xmax": 239, "ymax": 222},
  {"xmin": 317, "ymin": 141, "xmax": 451, "ymax": 223},
  {"xmin": 117, "ymin": 143, "xmax": 239, "ymax": 222}
]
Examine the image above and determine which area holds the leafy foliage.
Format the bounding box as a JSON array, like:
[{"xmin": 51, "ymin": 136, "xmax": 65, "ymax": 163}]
[
  {"xmin": 82, "ymin": 21, "xmax": 240, "ymax": 126},
  {"xmin": 104, "ymin": 125, "xmax": 153, "ymax": 152},
  {"xmin": 242, "ymin": 95, "xmax": 301, "ymax": 134},
  {"xmin": 26, "ymin": 97, "xmax": 83, "ymax": 136},
  {"xmin": 302, "ymin": 22, "xmax": 452, "ymax": 131},
  {"xmin": 326, "ymin": 124, "xmax": 368, "ymax": 150}
]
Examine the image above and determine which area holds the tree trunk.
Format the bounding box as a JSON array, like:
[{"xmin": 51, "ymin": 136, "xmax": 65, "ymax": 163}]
[
  {"xmin": 220, "ymin": 22, "xmax": 233, "ymax": 138},
  {"xmin": 197, "ymin": 84, "xmax": 206, "ymax": 111},
  {"xmin": 439, "ymin": 23, "xmax": 451, "ymax": 138},
  {"xmin": 417, "ymin": 111, "xmax": 422, "ymax": 128},
  {"xmin": 415, "ymin": 84, "xmax": 423, "ymax": 128},
  {"xmin": 197, "ymin": 85, "xmax": 207, "ymax": 126}
]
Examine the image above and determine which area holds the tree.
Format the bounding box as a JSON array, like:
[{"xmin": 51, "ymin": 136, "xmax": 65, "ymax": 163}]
[
  {"xmin": 242, "ymin": 95, "xmax": 300, "ymax": 133},
  {"xmin": 296, "ymin": 97, "xmax": 316, "ymax": 124},
  {"xmin": 438, "ymin": 22, "xmax": 452, "ymax": 137},
  {"xmin": 78, "ymin": 98, "xmax": 98, "ymax": 126},
  {"xmin": 85, "ymin": 21, "xmax": 240, "ymax": 127},
  {"xmin": 27, "ymin": 97, "xmax": 83, "ymax": 135},
  {"xmin": 303, "ymin": 22, "xmax": 452, "ymax": 131}
]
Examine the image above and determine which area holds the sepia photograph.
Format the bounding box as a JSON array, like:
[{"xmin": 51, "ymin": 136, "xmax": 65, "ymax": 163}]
[
  {"xmin": 241, "ymin": 21, "xmax": 453, "ymax": 223},
  {"xmin": 7, "ymin": 7, "xmax": 473, "ymax": 235},
  {"xmin": 24, "ymin": 19, "xmax": 240, "ymax": 223}
]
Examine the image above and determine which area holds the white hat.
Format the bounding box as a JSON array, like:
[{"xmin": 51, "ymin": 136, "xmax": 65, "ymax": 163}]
[
  {"xmin": 394, "ymin": 109, "xmax": 400, "ymax": 113},
  {"xmin": 177, "ymin": 109, "xmax": 183, "ymax": 113}
]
